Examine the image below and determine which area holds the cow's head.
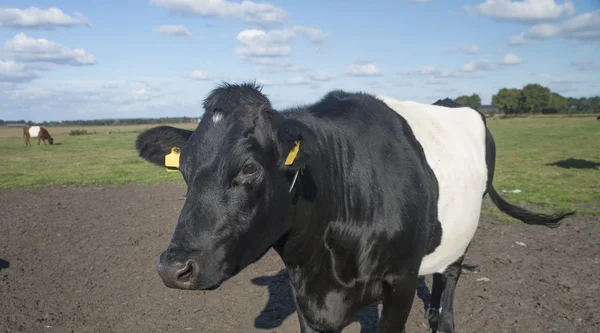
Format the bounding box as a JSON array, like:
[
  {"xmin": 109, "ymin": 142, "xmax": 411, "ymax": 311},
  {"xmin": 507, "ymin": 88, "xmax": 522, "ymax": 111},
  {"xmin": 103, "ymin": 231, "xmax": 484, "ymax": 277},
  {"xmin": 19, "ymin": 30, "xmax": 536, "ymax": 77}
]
[{"xmin": 136, "ymin": 82, "xmax": 315, "ymax": 290}]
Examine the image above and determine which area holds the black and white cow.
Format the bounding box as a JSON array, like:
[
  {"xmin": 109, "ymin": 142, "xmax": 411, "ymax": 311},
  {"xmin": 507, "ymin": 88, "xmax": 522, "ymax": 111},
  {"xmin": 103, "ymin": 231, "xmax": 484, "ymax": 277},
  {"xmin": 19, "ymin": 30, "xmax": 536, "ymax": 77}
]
[{"xmin": 136, "ymin": 82, "xmax": 574, "ymax": 333}]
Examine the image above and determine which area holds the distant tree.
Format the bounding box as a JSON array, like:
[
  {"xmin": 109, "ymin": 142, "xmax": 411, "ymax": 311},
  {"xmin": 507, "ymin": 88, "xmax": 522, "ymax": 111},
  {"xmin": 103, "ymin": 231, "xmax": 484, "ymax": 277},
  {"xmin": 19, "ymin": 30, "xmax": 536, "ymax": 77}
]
[
  {"xmin": 590, "ymin": 96, "xmax": 600, "ymax": 113},
  {"xmin": 548, "ymin": 92, "xmax": 568, "ymax": 113},
  {"xmin": 492, "ymin": 88, "xmax": 523, "ymax": 114},
  {"xmin": 454, "ymin": 94, "xmax": 482, "ymax": 110},
  {"xmin": 521, "ymin": 84, "xmax": 551, "ymax": 114}
]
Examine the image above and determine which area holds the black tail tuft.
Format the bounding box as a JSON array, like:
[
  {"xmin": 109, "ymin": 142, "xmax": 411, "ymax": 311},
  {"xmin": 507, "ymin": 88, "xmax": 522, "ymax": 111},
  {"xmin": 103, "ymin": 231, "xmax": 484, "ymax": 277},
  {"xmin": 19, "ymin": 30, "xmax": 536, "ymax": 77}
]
[{"xmin": 488, "ymin": 185, "xmax": 575, "ymax": 228}]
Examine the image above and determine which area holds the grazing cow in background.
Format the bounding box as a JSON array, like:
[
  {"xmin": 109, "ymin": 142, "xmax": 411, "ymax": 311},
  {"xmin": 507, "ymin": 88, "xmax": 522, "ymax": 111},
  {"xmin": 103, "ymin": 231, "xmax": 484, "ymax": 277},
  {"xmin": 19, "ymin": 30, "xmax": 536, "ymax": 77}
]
[
  {"xmin": 135, "ymin": 82, "xmax": 574, "ymax": 333},
  {"xmin": 23, "ymin": 125, "xmax": 54, "ymax": 146}
]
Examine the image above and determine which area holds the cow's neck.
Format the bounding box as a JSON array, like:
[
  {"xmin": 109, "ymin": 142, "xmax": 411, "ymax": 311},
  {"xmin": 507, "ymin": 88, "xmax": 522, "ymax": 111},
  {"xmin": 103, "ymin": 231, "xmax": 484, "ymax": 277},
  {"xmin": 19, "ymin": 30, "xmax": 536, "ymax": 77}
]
[{"xmin": 277, "ymin": 123, "xmax": 364, "ymax": 274}]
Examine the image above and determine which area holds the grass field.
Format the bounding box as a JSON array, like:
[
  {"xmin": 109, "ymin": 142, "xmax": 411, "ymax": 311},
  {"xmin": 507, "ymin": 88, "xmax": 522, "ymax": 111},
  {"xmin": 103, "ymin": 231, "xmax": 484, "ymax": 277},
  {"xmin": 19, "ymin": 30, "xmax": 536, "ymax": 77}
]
[
  {"xmin": 1, "ymin": 116, "xmax": 598, "ymax": 217},
  {"xmin": 0, "ymin": 124, "xmax": 198, "ymax": 189}
]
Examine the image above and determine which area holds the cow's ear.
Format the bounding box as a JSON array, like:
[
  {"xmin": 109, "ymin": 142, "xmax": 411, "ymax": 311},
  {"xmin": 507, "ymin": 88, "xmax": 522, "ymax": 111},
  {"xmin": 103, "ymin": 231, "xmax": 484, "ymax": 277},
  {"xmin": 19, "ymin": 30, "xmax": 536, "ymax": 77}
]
[
  {"xmin": 274, "ymin": 118, "xmax": 316, "ymax": 171},
  {"xmin": 135, "ymin": 126, "xmax": 193, "ymax": 167}
]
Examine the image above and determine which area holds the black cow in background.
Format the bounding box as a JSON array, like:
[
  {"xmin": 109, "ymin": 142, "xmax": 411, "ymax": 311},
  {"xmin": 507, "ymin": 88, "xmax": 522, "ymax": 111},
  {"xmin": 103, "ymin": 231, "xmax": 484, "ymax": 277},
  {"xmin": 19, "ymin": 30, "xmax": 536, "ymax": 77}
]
[{"xmin": 136, "ymin": 82, "xmax": 574, "ymax": 333}]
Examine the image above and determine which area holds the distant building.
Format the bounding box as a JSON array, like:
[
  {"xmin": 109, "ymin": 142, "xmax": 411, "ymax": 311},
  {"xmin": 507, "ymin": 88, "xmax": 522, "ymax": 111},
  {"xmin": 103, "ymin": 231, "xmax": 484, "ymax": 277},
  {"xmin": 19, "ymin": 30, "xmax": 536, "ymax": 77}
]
[
  {"xmin": 432, "ymin": 98, "xmax": 463, "ymax": 108},
  {"xmin": 478, "ymin": 105, "xmax": 499, "ymax": 114}
]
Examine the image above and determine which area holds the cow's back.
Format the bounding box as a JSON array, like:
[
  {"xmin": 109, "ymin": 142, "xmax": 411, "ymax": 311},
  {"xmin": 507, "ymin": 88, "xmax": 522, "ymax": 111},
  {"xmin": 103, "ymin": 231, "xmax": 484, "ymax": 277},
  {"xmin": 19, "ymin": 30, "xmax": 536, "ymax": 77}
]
[
  {"xmin": 28, "ymin": 126, "xmax": 41, "ymax": 138},
  {"xmin": 379, "ymin": 97, "xmax": 488, "ymax": 275}
]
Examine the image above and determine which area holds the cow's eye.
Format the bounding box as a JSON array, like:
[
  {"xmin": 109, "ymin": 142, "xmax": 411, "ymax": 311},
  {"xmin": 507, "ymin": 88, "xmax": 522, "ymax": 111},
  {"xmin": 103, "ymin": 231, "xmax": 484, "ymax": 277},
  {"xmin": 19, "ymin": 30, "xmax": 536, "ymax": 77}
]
[{"xmin": 242, "ymin": 163, "xmax": 258, "ymax": 175}]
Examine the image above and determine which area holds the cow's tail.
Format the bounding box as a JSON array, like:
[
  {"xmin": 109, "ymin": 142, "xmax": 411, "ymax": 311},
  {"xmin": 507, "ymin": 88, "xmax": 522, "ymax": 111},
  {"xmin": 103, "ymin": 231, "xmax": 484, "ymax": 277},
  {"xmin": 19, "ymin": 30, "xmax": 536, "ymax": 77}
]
[{"xmin": 487, "ymin": 184, "xmax": 575, "ymax": 228}]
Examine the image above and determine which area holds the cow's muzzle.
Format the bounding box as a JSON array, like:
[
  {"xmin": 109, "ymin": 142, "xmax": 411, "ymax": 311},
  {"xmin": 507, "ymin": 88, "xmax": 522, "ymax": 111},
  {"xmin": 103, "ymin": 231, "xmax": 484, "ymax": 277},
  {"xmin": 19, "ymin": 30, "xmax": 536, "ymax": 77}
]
[
  {"xmin": 157, "ymin": 250, "xmax": 198, "ymax": 290},
  {"xmin": 157, "ymin": 249, "xmax": 222, "ymax": 290}
]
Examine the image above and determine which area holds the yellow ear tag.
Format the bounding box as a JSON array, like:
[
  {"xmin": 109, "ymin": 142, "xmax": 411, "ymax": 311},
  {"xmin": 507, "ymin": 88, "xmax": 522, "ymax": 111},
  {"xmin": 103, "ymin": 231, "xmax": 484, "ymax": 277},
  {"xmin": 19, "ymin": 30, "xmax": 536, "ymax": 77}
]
[
  {"xmin": 165, "ymin": 147, "xmax": 180, "ymax": 173},
  {"xmin": 284, "ymin": 141, "xmax": 300, "ymax": 166}
]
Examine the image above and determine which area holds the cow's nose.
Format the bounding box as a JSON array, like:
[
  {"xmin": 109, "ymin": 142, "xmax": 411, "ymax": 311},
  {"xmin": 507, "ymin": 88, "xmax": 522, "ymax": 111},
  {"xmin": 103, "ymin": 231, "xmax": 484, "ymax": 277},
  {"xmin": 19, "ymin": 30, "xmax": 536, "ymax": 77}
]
[{"xmin": 157, "ymin": 251, "xmax": 197, "ymax": 289}]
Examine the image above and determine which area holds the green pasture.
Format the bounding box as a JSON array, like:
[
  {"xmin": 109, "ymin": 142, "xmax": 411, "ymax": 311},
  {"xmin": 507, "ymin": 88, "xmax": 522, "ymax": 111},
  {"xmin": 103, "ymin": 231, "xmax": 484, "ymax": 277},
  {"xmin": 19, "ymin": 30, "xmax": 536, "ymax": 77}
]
[
  {"xmin": 0, "ymin": 124, "xmax": 196, "ymax": 189},
  {"xmin": 0, "ymin": 116, "xmax": 598, "ymax": 217},
  {"xmin": 484, "ymin": 115, "xmax": 599, "ymax": 217}
]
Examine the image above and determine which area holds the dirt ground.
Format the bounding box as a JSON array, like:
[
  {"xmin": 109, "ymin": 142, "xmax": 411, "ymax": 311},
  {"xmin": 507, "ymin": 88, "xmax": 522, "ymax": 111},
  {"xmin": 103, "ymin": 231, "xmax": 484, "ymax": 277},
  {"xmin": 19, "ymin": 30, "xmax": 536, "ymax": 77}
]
[{"xmin": 1, "ymin": 182, "xmax": 598, "ymax": 333}]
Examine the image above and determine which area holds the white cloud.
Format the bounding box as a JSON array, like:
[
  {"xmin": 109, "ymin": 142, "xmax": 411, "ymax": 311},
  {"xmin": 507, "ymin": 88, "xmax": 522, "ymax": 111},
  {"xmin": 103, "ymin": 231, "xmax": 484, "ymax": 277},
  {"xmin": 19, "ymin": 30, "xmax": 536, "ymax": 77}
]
[
  {"xmin": 0, "ymin": 60, "xmax": 39, "ymax": 83},
  {"xmin": 0, "ymin": 6, "xmax": 90, "ymax": 29},
  {"xmin": 508, "ymin": 34, "xmax": 527, "ymax": 45},
  {"xmin": 236, "ymin": 28, "xmax": 295, "ymax": 46},
  {"xmin": 236, "ymin": 45, "xmax": 291, "ymax": 57},
  {"xmin": 434, "ymin": 87, "xmax": 459, "ymax": 94},
  {"xmin": 460, "ymin": 53, "xmax": 522, "ymax": 73},
  {"xmin": 154, "ymin": 24, "xmax": 193, "ymax": 38},
  {"xmin": 258, "ymin": 65, "xmax": 307, "ymax": 73},
  {"xmin": 291, "ymin": 26, "xmax": 329, "ymax": 44},
  {"xmin": 255, "ymin": 78, "xmax": 273, "ymax": 86},
  {"xmin": 447, "ymin": 44, "xmax": 481, "ymax": 54},
  {"xmin": 427, "ymin": 77, "xmax": 448, "ymax": 85},
  {"xmin": 5, "ymin": 33, "xmax": 96, "ymax": 66},
  {"xmin": 235, "ymin": 26, "xmax": 328, "ymax": 58},
  {"xmin": 500, "ymin": 52, "xmax": 522, "ymax": 65},
  {"xmin": 234, "ymin": 26, "xmax": 328, "ymax": 73},
  {"xmin": 242, "ymin": 57, "xmax": 291, "ymax": 67},
  {"xmin": 346, "ymin": 60, "xmax": 382, "ymax": 76},
  {"xmin": 460, "ymin": 60, "xmax": 495, "ymax": 72},
  {"xmin": 310, "ymin": 72, "xmax": 335, "ymax": 81},
  {"xmin": 473, "ymin": 0, "xmax": 575, "ymax": 22},
  {"xmin": 235, "ymin": 29, "xmax": 293, "ymax": 57},
  {"xmin": 509, "ymin": 9, "xmax": 600, "ymax": 45},
  {"xmin": 0, "ymin": 79, "xmax": 200, "ymax": 121},
  {"xmin": 571, "ymin": 59, "xmax": 600, "ymax": 71},
  {"xmin": 285, "ymin": 76, "xmax": 312, "ymax": 85},
  {"xmin": 150, "ymin": 0, "xmax": 287, "ymax": 27},
  {"xmin": 186, "ymin": 70, "xmax": 210, "ymax": 80},
  {"xmin": 527, "ymin": 73, "xmax": 584, "ymax": 93},
  {"xmin": 398, "ymin": 65, "xmax": 484, "ymax": 83},
  {"xmin": 550, "ymin": 77, "xmax": 580, "ymax": 84},
  {"xmin": 437, "ymin": 71, "xmax": 461, "ymax": 78},
  {"xmin": 399, "ymin": 66, "xmax": 442, "ymax": 76}
]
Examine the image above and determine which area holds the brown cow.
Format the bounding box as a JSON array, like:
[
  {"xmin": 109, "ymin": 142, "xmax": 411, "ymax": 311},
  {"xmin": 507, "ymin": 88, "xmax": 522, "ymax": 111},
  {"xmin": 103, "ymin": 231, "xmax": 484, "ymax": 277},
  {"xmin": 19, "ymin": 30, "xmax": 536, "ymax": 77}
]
[{"xmin": 23, "ymin": 125, "xmax": 54, "ymax": 146}]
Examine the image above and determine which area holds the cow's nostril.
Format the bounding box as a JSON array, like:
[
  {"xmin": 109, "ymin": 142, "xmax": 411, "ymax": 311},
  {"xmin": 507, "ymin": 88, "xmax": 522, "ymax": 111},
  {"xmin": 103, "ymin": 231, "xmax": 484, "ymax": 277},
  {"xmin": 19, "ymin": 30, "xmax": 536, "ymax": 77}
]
[{"xmin": 177, "ymin": 261, "xmax": 194, "ymax": 283}]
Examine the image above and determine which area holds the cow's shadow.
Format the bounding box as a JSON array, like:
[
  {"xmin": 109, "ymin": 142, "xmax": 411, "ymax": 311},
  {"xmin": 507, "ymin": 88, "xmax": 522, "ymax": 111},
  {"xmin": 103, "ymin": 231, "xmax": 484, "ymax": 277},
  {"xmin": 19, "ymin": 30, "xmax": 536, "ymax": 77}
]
[
  {"xmin": 0, "ymin": 259, "xmax": 9, "ymax": 270},
  {"xmin": 252, "ymin": 269, "xmax": 379, "ymax": 333},
  {"xmin": 546, "ymin": 158, "xmax": 600, "ymax": 170},
  {"xmin": 252, "ymin": 265, "xmax": 479, "ymax": 332}
]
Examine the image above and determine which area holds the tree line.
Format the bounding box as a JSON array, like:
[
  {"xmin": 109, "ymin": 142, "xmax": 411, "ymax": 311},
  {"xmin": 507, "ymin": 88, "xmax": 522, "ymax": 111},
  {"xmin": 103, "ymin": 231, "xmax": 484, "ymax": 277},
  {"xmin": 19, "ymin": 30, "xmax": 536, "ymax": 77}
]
[
  {"xmin": 2, "ymin": 83, "xmax": 598, "ymax": 126},
  {"xmin": 0, "ymin": 116, "xmax": 198, "ymax": 127},
  {"xmin": 453, "ymin": 84, "xmax": 599, "ymax": 114}
]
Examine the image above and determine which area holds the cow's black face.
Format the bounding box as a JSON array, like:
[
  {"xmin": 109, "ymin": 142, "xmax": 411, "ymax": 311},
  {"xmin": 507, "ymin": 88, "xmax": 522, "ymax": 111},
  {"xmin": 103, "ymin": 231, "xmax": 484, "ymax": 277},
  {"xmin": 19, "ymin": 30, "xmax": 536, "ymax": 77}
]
[{"xmin": 135, "ymin": 82, "xmax": 314, "ymax": 291}]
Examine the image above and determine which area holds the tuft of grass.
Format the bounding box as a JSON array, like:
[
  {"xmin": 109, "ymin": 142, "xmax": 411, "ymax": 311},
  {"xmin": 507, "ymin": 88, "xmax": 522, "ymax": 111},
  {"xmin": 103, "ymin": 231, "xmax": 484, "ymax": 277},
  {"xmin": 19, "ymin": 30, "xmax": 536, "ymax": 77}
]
[{"xmin": 69, "ymin": 129, "xmax": 96, "ymax": 136}]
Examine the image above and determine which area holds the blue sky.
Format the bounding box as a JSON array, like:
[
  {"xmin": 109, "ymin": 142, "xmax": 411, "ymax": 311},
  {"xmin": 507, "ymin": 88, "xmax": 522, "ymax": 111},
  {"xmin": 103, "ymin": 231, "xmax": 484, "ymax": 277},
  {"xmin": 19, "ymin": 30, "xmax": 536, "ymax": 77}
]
[{"xmin": 0, "ymin": 0, "xmax": 599, "ymax": 122}]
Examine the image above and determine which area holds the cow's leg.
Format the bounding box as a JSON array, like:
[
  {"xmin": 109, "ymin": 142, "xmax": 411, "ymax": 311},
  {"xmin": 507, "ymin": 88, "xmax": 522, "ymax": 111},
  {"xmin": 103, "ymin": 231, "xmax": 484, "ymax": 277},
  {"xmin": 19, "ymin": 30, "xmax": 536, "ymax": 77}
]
[
  {"xmin": 376, "ymin": 273, "xmax": 419, "ymax": 333},
  {"xmin": 38, "ymin": 136, "xmax": 41, "ymax": 145},
  {"xmin": 428, "ymin": 254, "xmax": 465, "ymax": 333}
]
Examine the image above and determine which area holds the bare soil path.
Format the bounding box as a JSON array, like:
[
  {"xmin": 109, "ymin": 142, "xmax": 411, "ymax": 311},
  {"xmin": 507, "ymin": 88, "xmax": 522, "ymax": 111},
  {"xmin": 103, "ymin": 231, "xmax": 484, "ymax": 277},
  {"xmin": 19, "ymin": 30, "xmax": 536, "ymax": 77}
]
[{"xmin": 1, "ymin": 183, "xmax": 598, "ymax": 332}]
